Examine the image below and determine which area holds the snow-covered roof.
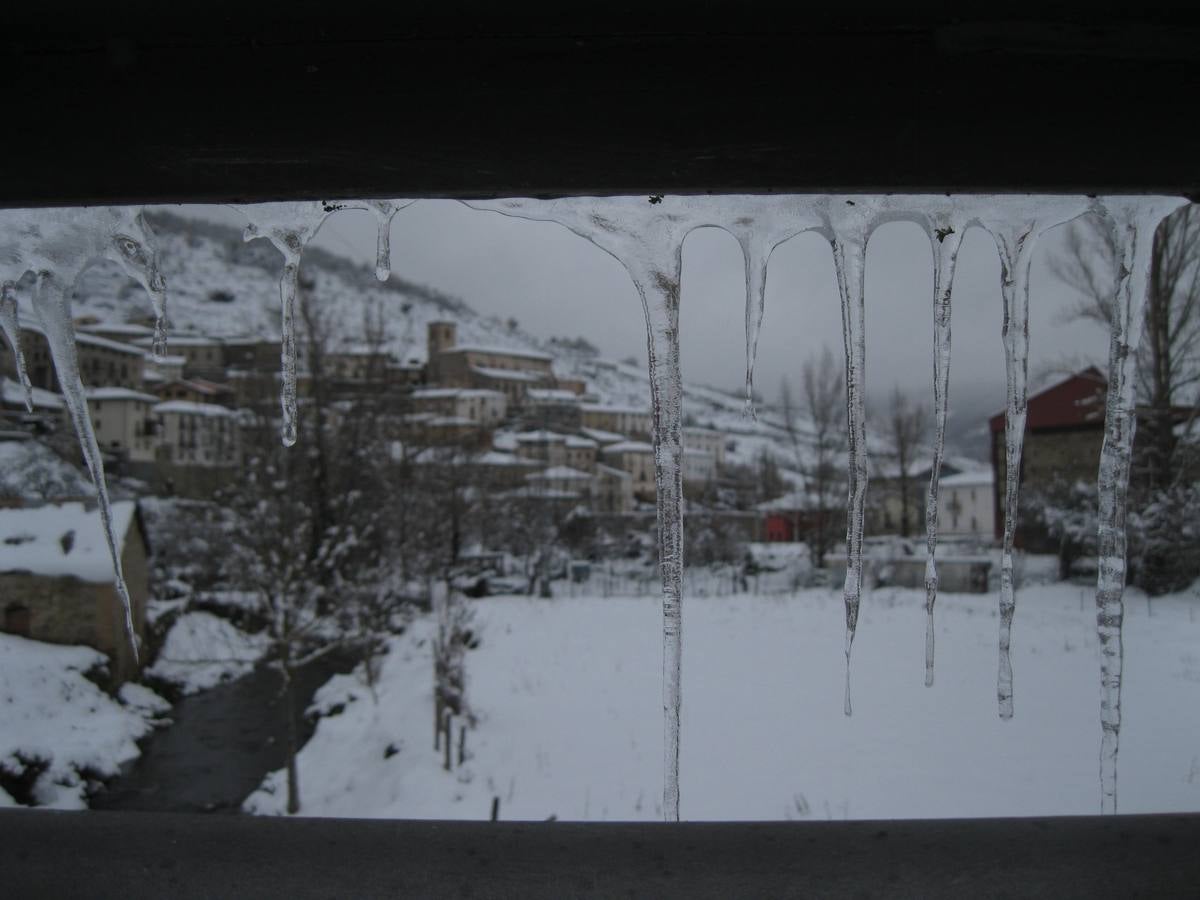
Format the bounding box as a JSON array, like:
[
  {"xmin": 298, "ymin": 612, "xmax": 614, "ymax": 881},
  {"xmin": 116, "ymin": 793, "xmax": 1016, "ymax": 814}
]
[
  {"xmin": 515, "ymin": 430, "xmax": 568, "ymax": 443},
  {"xmin": 145, "ymin": 354, "xmax": 187, "ymax": 366},
  {"xmin": 445, "ymin": 344, "xmax": 553, "ymax": 362},
  {"xmin": 580, "ymin": 426, "xmax": 626, "ymax": 444},
  {"xmin": 413, "ymin": 387, "xmax": 505, "ymax": 400},
  {"xmin": 474, "ymin": 450, "xmax": 541, "ymax": 467},
  {"xmin": 1, "ymin": 378, "xmax": 63, "ymax": 411},
  {"xmin": 427, "ymin": 416, "xmax": 476, "ymax": 427},
  {"xmin": 581, "ymin": 402, "xmax": 651, "ymax": 416},
  {"xmin": 603, "ymin": 441, "xmax": 655, "ymax": 454},
  {"xmin": 0, "ymin": 500, "xmax": 137, "ymax": 583},
  {"xmin": 153, "ymin": 401, "xmax": 236, "ymax": 417},
  {"xmin": 595, "ymin": 463, "xmax": 632, "ymax": 481},
  {"xmin": 471, "ymin": 365, "xmax": 544, "ymax": 382},
  {"xmin": 133, "ymin": 335, "xmax": 223, "ymax": 348},
  {"xmin": 79, "ymin": 322, "xmax": 155, "ymax": 337},
  {"xmin": 19, "ymin": 313, "xmax": 139, "ymax": 355},
  {"xmin": 86, "ymin": 387, "xmax": 160, "ymax": 403},
  {"xmin": 525, "ymin": 388, "xmax": 580, "ymax": 403},
  {"xmin": 940, "ymin": 469, "xmax": 994, "ymax": 488},
  {"xmin": 755, "ymin": 490, "xmax": 809, "ymax": 512},
  {"xmin": 565, "ymin": 435, "xmax": 597, "ymax": 449},
  {"xmin": 527, "ymin": 465, "xmax": 593, "ymax": 482}
]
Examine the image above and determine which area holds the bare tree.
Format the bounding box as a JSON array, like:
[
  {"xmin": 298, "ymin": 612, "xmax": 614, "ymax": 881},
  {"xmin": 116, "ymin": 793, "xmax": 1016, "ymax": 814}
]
[
  {"xmin": 1050, "ymin": 205, "xmax": 1200, "ymax": 490},
  {"xmin": 781, "ymin": 345, "xmax": 846, "ymax": 566},
  {"xmin": 881, "ymin": 386, "xmax": 928, "ymax": 538}
]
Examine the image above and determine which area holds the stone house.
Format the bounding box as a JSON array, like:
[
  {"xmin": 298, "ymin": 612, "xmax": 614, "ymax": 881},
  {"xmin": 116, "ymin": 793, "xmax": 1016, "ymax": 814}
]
[{"xmin": 0, "ymin": 500, "xmax": 148, "ymax": 683}]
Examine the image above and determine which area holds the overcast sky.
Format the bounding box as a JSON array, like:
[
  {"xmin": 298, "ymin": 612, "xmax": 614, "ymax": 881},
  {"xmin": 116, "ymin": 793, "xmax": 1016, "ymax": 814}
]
[{"xmin": 180, "ymin": 199, "xmax": 1110, "ymax": 443}]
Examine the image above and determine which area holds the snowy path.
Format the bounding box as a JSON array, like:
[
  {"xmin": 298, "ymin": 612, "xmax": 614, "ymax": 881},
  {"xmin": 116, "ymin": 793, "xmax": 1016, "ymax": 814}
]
[{"xmin": 93, "ymin": 654, "xmax": 354, "ymax": 813}]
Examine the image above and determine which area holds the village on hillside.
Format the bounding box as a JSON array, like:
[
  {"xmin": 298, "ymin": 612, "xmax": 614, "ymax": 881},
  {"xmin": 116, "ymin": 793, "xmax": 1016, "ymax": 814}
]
[{"xmin": 6, "ymin": 283, "xmax": 1177, "ymax": 678}]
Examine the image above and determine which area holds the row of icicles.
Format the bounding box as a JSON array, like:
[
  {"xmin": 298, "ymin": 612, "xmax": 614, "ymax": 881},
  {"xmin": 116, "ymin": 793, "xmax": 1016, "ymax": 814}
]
[{"xmin": 0, "ymin": 194, "xmax": 1184, "ymax": 820}]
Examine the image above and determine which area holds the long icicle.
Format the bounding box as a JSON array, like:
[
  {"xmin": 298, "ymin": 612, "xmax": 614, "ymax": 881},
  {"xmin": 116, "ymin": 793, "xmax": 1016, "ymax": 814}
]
[
  {"xmin": 993, "ymin": 222, "xmax": 1037, "ymax": 720},
  {"xmin": 1092, "ymin": 196, "xmax": 1186, "ymax": 814},
  {"xmin": 0, "ymin": 281, "xmax": 33, "ymax": 411},
  {"xmin": 832, "ymin": 232, "xmax": 869, "ymax": 716},
  {"xmin": 32, "ymin": 270, "xmax": 138, "ymax": 660},
  {"xmin": 923, "ymin": 221, "xmax": 966, "ymax": 686},
  {"xmin": 739, "ymin": 236, "xmax": 771, "ymax": 418},
  {"xmin": 631, "ymin": 253, "xmax": 686, "ymax": 822}
]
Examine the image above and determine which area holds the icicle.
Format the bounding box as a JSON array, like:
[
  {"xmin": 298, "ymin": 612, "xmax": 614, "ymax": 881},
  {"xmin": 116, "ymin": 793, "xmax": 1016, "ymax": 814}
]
[
  {"xmin": 466, "ymin": 194, "xmax": 827, "ymax": 817},
  {"xmin": 832, "ymin": 231, "xmax": 868, "ymax": 716},
  {"xmin": 234, "ymin": 202, "xmax": 347, "ymax": 447},
  {"xmin": 364, "ymin": 199, "xmax": 415, "ymax": 282},
  {"xmin": 978, "ymin": 198, "xmax": 1092, "ymax": 718},
  {"xmin": 0, "ymin": 205, "xmax": 170, "ymax": 659},
  {"xmin": 32, "ymin": 271, "xmax": 139, "ymax": 657},
  {"xmin": 738, "ymin": 236, "xmax": 771, "ymax": 418},
  {"xmin": 922, "ymin": 213, "xmax": 967, "ymax": 687},
  {"xmin": 1091, "ymin": 195, "xmax": 1187, "ymax": 814},
  {"xmin": 235, "ymin": 199, "xmax": 417, "ymax": 443},
  {"xmin": 631, "ymin": 250, "xmax": 687, "ymax": 824},
  {"xmin": 0, "ymin": 280, "xmax": 33, "ymax": 411}
]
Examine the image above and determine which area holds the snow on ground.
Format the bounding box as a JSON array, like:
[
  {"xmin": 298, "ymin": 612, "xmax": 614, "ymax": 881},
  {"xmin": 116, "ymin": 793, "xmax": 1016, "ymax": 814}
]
[
  {"xmin": 147, "ymin": 611, "xmax": 269, "ymax": 695},
  {"xmin": 0, "ymin": 634, "xmax": 168, "ymax": 808},
  {"xmin": 246, "ymin": 582, "xmax": 1200, "ymax": 821}
]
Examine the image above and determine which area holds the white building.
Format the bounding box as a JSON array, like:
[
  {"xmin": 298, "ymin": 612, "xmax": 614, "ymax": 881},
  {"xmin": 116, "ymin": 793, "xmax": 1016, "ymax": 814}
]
[
  {"xmin": 153, "ymin": 401, "xmax": 240, "ymax": 467},
  {"xmin": 581, "ymin": 403, "xmax": 652, "ymax": 440},
  {"xmin": 411, "ymin": 387, "xmax": 507, "ymax": 427},
  {"xmin": 682, "ymin": 447, "xmax": 717, "ymax": 485},
  {"xmin": 601, "ymin": 440, "xmax": 656, "ymax": 500},
  {"xmin": 937, "ymin": 469, "xmax": 995, "ymax": 539},
  {"xmin": 88, "ymin": 387, "xmax": 162, "ymax": 463},
  {"xmin": 683, "ymin": 426, "xmax": 726, "ymax": 466}
]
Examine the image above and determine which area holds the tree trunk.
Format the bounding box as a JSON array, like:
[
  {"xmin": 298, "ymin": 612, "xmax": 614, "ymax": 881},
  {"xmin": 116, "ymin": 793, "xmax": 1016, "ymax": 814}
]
[{"xmin": 284, "ymin": 659, "xmax": 300, "ymax": 815}]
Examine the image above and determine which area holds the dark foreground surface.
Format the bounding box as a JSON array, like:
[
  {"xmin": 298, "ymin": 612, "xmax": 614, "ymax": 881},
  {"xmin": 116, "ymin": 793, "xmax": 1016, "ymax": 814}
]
[
  {"xmin": 93, "ymin": 654, "xmax": 355, "ymax": 813},
  {"xmin": 2, "ymin": 810, "xmax": 1198, "ymax": 898}
]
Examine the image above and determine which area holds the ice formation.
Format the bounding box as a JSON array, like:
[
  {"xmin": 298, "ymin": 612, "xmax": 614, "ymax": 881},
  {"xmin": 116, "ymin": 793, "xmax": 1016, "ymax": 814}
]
[
  {"xmin": 1091, "ymin": 195, "xmax": 1187, "ymax": 813},
  {"xmin": 0, "ymin": 206, "xmax": 169, "ymax": 659},
  {"xmin": 234, "ymin": 201, "xmax": 348, "ymax": 447},
  {"xmin": 235, "ymin": 200, "xmax": 415, "ymax": 445},
  {"xmin": 972, "ymin": 198, "xmax": 1090, "ymax": 718},
  {"xmin": 0, "ymin": 279, "xmax": 33, "ymax": 410},
  {"xmin": 364, "ymin": 199, "xmax": 416, "ymax": 282},
  {"xmin": 468, "ymin": 195, "xmax": 836, "ymax": 819},
  {"xmin": 921, "ymin": 208, "xmax": 967, "ymax": 687}
]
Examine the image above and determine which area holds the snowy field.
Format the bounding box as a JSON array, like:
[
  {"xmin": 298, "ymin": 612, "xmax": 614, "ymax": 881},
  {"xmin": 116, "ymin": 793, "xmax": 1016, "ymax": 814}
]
[{"xmin": 246, "ymin": 583, "xmax": 1200, "ymax": 821}]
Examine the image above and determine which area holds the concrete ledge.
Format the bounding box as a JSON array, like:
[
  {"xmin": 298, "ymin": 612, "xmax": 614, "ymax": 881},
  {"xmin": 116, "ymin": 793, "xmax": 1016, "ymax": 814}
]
[{"xmin": 2, "ymin": 809, "xmax": 1198, "ymax": 898}]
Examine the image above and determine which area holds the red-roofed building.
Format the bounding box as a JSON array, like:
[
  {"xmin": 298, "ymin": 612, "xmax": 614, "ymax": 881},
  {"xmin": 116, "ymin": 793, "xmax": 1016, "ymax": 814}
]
[
  {"xmin": 988, "ymin": 366, "xmax": 1190, "ymax": 544},
  {"xmin": 989, "ymin": 367, "xmax": 1107, "ymax": 542}
]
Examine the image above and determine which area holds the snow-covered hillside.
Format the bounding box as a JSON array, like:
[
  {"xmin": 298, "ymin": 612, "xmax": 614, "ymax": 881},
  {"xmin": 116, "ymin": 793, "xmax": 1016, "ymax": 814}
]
[{"xmin": 65, "ymin": 211, "xmax": 817, "ymax": 470}]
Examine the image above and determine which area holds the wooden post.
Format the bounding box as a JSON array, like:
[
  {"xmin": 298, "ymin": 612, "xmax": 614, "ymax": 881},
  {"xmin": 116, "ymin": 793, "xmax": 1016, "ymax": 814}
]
[
  {"xmin": 443, "ymin": 712, "xmax": 452, "ymax": 772},
  {"xmin": 458, "ymin": 723, "xmax": 467, "ymax": 766},
  {"xmin": 490, "ymin": 796, "xmax": 500, "ymax": 821}
]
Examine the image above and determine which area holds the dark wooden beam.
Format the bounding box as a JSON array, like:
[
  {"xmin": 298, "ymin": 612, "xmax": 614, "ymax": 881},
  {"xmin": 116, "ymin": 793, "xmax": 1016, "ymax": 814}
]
[
  {"xmin": 3, "ymin": 809, "xmax": 1199, "ymax": 898},
  {"xmin": 4, "ymin": 3, "xmax": 1199, "ymax": 205}
]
